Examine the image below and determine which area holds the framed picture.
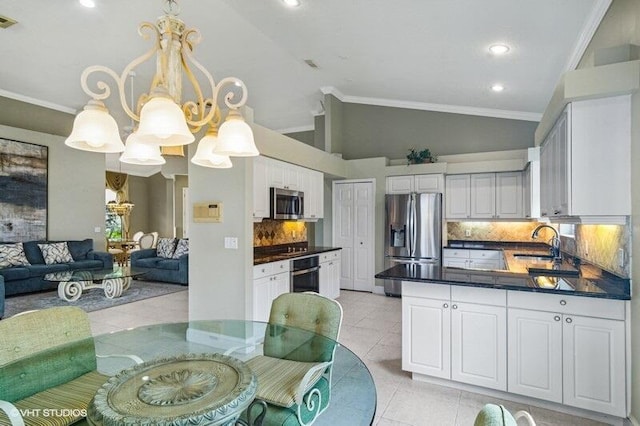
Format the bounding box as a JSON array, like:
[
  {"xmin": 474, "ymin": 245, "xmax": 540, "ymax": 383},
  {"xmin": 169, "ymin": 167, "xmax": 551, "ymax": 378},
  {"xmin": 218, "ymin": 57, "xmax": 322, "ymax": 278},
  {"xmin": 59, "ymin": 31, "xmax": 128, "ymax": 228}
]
[{"xmin": 0, "ymin": 138, "xmax": 48, "ymax": 242}]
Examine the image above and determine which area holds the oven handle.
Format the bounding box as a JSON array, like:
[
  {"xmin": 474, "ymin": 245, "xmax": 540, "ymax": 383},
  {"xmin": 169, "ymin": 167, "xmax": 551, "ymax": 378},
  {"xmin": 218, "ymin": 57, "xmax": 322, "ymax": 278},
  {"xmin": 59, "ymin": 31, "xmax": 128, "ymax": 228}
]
[{"xmin": 291, "ymin": 266, "xmax": 321, "ymax": 276}]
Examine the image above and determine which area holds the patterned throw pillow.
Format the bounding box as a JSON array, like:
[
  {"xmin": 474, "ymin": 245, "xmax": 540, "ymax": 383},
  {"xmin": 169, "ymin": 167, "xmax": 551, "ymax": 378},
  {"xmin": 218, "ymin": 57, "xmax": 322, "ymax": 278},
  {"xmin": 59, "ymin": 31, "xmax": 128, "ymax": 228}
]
[
  {"xmin": 0, "ymin": 243, "xmax": 31, "ymax": 269},
  {"xmin": 38, "ymin": 242, "xmax": 75, "ymax": 265},
  {"xmin": 172, "ymin": 239, "xmax": 189, "ymax": 259},
  {"xmin": 156, "ymin": 238, "xmax": 177, "ymax": 259}
]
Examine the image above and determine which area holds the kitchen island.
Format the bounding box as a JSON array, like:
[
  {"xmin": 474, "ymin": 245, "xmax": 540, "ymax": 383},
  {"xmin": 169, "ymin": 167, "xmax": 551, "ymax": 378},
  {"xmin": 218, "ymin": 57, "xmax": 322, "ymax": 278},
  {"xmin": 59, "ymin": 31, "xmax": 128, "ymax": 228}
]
[{"xmin": 375, "ymin": 244, "xmax": 630, "ymax": 422}]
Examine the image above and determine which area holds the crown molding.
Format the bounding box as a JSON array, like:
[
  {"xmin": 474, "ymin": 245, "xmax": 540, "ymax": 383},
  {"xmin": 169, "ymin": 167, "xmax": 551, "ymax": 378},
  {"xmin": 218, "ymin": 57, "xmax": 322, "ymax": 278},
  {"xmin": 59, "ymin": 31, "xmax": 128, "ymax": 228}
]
[
  {"xmin": 321, "ymin": 86, "xmax": 541, "ymax": 122},
  {"xmin": 563, "ymin": 0, "xmax": 612, "ymax": 72},
  {"xmin": 0, "ymin": 89, "xmax": 77, "ymax": 115},
  {"xmin": 277, "ymin": 124, "xmax": 315, "ymax": 134}
]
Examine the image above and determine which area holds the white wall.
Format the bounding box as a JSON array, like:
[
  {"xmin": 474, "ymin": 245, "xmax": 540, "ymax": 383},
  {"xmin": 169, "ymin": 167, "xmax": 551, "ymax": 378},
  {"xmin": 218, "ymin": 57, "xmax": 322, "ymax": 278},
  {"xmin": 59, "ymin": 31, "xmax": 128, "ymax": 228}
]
[{"xmin": 0, "ymin": 124, "xmax": 106, "ymax": 247}]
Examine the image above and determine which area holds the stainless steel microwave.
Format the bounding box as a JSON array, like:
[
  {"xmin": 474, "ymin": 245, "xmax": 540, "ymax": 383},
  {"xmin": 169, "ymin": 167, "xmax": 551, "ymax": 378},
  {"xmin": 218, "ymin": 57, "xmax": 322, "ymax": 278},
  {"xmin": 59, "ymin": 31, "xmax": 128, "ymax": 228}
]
[{"xmin": 270, "ymin": 188, "xmax": 304, "ymax": 220}]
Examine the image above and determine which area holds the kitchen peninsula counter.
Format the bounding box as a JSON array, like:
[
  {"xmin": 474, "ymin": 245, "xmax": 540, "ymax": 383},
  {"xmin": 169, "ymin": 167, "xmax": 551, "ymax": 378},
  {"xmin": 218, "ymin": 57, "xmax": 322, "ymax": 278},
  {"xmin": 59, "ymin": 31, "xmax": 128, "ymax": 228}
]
[{"xmin": 375, "ymin": 241, "xmax": 630, "ymax": 300}]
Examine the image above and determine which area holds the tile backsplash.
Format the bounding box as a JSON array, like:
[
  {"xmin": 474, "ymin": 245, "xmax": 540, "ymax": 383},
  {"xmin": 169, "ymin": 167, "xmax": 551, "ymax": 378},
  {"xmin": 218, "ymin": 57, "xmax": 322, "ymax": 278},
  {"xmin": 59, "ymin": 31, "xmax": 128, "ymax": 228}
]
[
  {"xmin": 254, "ymin": 220, "xmax": 307, "ymax": 247},
  {"xmin": 447, "ymin": 221, "xmax": 630, "ymax": 278},
  {"xmin": 447, "ymin": 222, "xmax": 543, "ymax": 242},
  {"xmin": 563, "ymin": 224, "xmax": 629, "ymax": 278}
]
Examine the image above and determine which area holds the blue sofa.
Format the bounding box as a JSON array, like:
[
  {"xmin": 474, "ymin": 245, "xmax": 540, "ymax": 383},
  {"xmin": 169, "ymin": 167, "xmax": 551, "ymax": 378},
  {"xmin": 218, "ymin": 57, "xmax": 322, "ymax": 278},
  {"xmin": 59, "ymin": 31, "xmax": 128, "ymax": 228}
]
[
  {"xmin": 130, "ymin": 248, "xmax": 188, "ymax": 285},
  {"xmin": 0, "ymin": 239, "xmax": 113, "ymax": 298}
]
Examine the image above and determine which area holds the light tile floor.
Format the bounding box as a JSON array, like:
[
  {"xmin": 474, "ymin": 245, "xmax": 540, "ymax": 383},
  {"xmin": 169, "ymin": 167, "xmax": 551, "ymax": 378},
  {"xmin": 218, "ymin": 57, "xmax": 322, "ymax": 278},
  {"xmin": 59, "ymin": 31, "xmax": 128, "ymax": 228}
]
[{"xmin": 87, "ymin": 289, "xmax": 623, "ymax": 426}]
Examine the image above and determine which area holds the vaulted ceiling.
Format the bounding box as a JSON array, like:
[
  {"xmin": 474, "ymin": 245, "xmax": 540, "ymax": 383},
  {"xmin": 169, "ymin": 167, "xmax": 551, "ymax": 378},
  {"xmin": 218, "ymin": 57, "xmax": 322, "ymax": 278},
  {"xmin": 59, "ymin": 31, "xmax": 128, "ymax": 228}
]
[{"xmin": 0, "ymin": 0, "xmax": 608, "ymax": 133}]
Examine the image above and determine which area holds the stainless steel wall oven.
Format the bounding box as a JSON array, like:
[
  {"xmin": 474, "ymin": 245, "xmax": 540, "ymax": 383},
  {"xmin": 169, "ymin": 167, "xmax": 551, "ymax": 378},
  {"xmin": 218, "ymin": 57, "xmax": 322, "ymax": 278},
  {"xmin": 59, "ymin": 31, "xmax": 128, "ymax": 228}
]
[{"xmin": 290, "ymin": 256, "xmax": 320, "ymax": 293}]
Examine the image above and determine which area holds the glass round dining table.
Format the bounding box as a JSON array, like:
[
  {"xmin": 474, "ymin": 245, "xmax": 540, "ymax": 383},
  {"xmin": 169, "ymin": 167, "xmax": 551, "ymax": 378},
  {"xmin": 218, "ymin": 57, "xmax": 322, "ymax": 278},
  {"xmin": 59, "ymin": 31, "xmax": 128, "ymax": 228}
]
[{"xmin": 93, "ymin": 320, "xmax": 377, "ymax": 426}]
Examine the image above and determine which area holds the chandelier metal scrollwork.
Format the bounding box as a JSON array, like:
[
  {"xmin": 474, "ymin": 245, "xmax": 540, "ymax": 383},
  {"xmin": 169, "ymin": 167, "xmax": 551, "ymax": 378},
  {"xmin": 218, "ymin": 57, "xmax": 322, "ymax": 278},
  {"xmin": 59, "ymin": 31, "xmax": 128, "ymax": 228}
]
[{"xmin": 65, "ymin": 0, "xmax": 259, "ymax": 167}]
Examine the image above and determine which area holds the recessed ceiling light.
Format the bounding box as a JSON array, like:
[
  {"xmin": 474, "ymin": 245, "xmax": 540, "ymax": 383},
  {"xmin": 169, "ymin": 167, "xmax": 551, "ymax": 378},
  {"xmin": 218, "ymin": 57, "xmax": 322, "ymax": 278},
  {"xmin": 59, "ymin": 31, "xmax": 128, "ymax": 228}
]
[
  {"xmin": 491, "ymin": 84, "xmax": 505, "ymax": 92},
  {"xmin": 282, "ymin": 0, "xmax": 301, "ymax": 7},
  {"xmin": 79, "ymin": 0, "xmax": 96, "ymax": 8},
  {"xmin": 489, "ymin": 44, "xmax": 510, "ymax": 55}
]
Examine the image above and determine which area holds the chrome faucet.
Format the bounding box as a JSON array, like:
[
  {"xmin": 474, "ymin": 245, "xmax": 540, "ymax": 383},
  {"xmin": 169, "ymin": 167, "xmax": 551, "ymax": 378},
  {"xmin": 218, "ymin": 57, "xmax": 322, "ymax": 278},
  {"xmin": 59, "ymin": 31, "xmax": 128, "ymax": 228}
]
[{"xmin": 531, "ymin": 224, "xmax": 562, "ymax": 262}]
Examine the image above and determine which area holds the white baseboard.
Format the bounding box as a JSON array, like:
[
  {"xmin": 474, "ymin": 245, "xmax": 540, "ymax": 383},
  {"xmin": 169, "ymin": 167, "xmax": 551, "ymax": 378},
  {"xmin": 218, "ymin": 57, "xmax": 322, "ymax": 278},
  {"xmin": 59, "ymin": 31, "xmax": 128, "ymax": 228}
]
[{"xmin": 629, "ymin": 415, "xmax": 639, "ymax": 426}]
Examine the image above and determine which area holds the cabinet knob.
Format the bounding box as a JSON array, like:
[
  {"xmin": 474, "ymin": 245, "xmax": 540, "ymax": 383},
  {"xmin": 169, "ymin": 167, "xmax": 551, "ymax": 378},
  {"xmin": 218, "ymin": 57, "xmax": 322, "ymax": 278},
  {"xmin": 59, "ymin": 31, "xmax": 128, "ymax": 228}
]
[
  {"xmin": 559, "ymin": 300, "xmax": 567, "ymax": 306},
  {"xmin": 452, "ymin": 304, "xmax": 458, "ymax": 310},
  {"xmin": 360, "ymin": 242, "xmax": 363, "ymax": 245},
  {"xmin": 554, "ymin": 210, "xmax": 561, "ymax": 215},
  {"xmin": 443, "ymin": 303, "xmax": 449, "ymax": 308},
  {"xmin": 554, "ymin": 316, "xmax": 561, "ymax": 322},
  {"xmin": 565, "ymin": 317, "xmax": 572, "ymax": 323}
]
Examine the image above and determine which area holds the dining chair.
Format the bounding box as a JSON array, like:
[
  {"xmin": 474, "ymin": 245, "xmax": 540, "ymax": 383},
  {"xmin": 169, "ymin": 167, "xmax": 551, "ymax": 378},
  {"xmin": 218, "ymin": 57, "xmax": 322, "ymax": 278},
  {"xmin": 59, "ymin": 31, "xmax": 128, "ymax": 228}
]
[
  {"xmin": 137, "ymin": 233, "xmax": 155, "ymax": 250},
  {"xmin": 474, "ymin": 404, "xmax": 536, "ymax": 426},
  {"xmin": 105, "ymin": 237, "xmax": 125, "ymax": 266},
  {"xmin": 245, "ymin": 292, "xmax": 343, "ymax": 426},
  {"xmin": 131, "ymin": 231, "xmax": 144, "ymax": 244},
  {"xmin": 150, "ymin": 232, "xmax": 159, "ymax": 249}
]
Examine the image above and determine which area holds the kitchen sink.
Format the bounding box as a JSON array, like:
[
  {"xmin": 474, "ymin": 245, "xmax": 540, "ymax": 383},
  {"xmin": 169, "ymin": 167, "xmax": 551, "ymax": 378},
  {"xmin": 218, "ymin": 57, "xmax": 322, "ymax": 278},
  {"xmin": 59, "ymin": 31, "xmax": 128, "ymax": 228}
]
[
  {"xmin": 511, "ymin": 253, "xmax": 580, "ymax": 276},
  {"xmin": 512, "ymin": 253, "xmax": 555, "ymax": 262}
]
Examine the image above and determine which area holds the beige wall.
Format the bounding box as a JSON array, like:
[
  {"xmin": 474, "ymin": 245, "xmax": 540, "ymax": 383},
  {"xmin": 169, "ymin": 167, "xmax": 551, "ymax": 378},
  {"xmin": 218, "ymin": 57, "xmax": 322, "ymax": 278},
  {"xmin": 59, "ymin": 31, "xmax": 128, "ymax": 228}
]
[
  {"xmin": 0, "ymin": 97, "xmax": 73, "ymax": 138},
  {"xmin": 0, "ymin": 124, "xmax": 106, "ymax": 248},
  {"xmin": 128, "ymin": 175, "xmax": 150, "ymax": 236}
]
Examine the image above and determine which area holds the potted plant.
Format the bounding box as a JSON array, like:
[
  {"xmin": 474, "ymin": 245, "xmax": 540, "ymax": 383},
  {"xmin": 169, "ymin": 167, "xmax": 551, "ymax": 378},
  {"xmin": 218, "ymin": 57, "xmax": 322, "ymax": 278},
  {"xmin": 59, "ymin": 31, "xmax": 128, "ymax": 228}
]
[{"xmin": 407, "ymin": 148, "xmax": 437, "ymax": 165}]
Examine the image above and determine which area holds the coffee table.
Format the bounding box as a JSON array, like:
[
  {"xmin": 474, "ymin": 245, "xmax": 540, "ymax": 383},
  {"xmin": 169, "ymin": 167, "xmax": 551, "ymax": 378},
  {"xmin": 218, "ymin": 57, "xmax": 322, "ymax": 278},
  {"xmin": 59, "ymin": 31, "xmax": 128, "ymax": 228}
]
[{"xmin": 44, "ymin": 266, "xmax": 147, "ymax": 301}]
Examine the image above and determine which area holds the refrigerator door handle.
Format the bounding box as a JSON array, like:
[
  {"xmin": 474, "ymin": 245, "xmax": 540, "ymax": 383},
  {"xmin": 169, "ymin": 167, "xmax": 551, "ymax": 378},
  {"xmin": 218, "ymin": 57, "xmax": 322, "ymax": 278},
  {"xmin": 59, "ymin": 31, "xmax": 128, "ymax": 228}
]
[
  {"xmin": 406, "ymin": 197, "xmax": 412, "ymax": 255},
  {"xmin": 410, "ymin": 194, "xmax": 417, "ymax": 257}
]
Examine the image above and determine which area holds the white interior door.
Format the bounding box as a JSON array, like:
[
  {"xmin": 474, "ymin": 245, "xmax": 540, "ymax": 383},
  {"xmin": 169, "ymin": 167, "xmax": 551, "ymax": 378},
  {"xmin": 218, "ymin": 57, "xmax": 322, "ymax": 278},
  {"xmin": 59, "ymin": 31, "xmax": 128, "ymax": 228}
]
[
  {"xmin": 353, "ymin": 182, "xmax": 374, "ymax": 292},
  {"xmin": 334, "ymin": 183, "xmax": 354, "ymax": 290}
]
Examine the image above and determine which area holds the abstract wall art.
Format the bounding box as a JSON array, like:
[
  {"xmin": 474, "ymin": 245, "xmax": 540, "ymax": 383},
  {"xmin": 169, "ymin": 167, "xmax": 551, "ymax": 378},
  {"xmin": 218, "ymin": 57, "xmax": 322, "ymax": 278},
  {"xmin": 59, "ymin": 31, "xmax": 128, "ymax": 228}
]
[{"xmin": 0, "ymin": 138, "xmax": 48, "ymax": 242}]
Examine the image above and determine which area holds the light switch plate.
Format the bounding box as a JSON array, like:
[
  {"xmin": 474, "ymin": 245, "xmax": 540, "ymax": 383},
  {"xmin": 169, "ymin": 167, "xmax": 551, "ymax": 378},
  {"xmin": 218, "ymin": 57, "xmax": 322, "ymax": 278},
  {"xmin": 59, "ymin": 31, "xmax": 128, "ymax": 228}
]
[
  {"xmin": 618, "ymin": 248, "xmax": 625, "ymax": 268},
  {"xmin": 94, "ymin": 226, "xmax": 101, "ymax": 233},
  {"xmin": 224, "ymin": 237, "xmax": 238, "ymax": 249}
]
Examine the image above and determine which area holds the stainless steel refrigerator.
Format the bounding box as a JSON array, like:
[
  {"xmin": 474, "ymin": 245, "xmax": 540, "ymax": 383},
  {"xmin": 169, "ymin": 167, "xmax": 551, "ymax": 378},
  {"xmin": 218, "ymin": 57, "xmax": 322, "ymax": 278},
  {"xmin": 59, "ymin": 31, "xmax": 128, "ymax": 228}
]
[{"xmin": 384, "ymin": 192, "xmax": 442, "ymax": 296}]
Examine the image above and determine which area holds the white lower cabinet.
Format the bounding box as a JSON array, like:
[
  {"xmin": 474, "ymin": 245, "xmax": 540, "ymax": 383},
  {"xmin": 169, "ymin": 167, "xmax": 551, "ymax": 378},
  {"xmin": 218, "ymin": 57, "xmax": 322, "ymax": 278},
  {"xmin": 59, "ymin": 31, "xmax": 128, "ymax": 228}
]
[
  {"xmin": 253, "ymin": 260, "xmax": 290, "ymax": 322},
  {"xmin": 402, "ymin": 282, "xmax": 506, "ymax": 391},
  {"xmin": 507, "ymin": 291, "xmax": 627, "ymax": 417},
  {"xmin": 507, "ymin": 308, "xmax": 563, "ymax": 402},
  {"xmin": 403, "ymin": 282, "xmax": 628, "ymax": 417},
  {"xmin": 451, "ymin": 301, "xmax": 506, "ymax": 391},
  {"xmin": 402, "ymin": 295, "xmax": 451, "ymax": 378},
  {"xmin": 319, "ymin": 250, "xmax": 341, "ymax": 299}
]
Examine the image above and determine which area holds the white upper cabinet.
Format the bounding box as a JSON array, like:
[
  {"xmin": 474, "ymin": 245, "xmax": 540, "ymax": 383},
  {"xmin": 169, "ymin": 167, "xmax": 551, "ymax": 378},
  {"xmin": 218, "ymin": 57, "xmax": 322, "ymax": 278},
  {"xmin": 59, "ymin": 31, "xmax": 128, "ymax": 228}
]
[
  {"xmin": 470, "ymin": 173, "xmax": 496, "ymax": 218},
  {"xmin": 386, "ymin": 174, "xmax": 444, "ymax": 194},
  {"xmin": 252, "ymin": 156, "xmax": 324, "ymax": 221},
  {"xmin": 252, "ymin": 156, "xmax": 270, "ymax": 220},
  {"xmin": 446, "ymin": 172, "xmax": 523, "ymax": 219},
  {"xmin": 301, "ymin": 168, "xmax": 324, "ymax": 220},
  {"xmin": 495, "ymin": 172, "xmax": 523, "ymax": 219},
  {"xmin": 268, "ymin": 159, "xmax": 300, "ymax": 190},
  {"xmin": 445, "ymin": 175, "xmax": 472, "ymax": 219},
  {"xmin": 539, "ymin": 95, "xmax": 631, "ymax": 219}
]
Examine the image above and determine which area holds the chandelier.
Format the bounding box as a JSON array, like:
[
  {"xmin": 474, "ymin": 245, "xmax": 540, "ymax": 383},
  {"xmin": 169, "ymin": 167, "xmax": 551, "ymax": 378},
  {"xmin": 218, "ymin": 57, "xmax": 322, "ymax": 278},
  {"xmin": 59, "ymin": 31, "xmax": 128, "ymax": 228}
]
[{"xmin": 65, "ymin": 0, "xmax": 259, "ymax": 168}]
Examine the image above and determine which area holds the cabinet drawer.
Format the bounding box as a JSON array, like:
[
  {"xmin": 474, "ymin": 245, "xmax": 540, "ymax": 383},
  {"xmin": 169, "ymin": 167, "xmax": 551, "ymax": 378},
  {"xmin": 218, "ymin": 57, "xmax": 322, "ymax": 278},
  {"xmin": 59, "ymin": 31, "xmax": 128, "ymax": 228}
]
[
  {"xmin": 402, "ymin": 281, "xmax": 450, "ymax": 300},
  {"xmin": 443, "ymin": 249, "xmax": 470, "ymax": 259},
  {"xmin": 320, "ymin": 250, "xmax": 340, "ymax": 263},
  {"xmin": 253, "ymin": 260, "xmax": 290, "ymax": 279},
  {"xmin": 452, "ymin": 286, "xmax": 506, "ymax": 306},
  {"xmin": 507, "ymin": 291, "xmax": 625, "ymax": 321},
  {"xmin": 469, "ymin": 249, "xmax": 502, "ymax": 260}
]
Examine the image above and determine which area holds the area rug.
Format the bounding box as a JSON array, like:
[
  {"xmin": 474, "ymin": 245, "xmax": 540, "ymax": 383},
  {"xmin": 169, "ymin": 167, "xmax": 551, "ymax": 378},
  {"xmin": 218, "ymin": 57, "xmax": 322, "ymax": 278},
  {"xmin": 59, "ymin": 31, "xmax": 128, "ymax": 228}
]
[{"xmin": 3, "ymin": 280, "xmax": 187, "ymax": 317}]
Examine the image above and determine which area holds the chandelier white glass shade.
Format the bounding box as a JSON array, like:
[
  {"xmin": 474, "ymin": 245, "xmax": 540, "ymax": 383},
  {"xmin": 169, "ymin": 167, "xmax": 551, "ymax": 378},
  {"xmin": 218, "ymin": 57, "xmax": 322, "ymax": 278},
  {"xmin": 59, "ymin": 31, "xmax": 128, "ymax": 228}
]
[
  {"xmin": 191, "ymin": 127, "xmax": 232, "ymax": 169},
  {"xmin": 65, "ymin": 100, "xmax": 125, "ymax": 153},
  {"xmin": 119, "ymin": 131, "xmax": 166, "ymax": 165},
  {"xmin": 65, "ymin": 0, "xmax": 259, "ymax": 165},
  {"xmin": 215, "ymin": 110, "xmax": 259, "ymax": 157}
]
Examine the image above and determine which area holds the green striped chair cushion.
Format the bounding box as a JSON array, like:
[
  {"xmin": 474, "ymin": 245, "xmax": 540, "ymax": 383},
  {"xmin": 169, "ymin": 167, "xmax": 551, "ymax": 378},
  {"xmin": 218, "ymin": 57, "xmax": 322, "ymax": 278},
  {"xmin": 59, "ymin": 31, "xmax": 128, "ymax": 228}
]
[
  {"xmin": 246, "ymin": 356, "xmax": 325, "ymax": 408},
  {"xmin": 0, "ymin": 371, "xmax": 108, "ymax": 426},
  {"xmin": 239, "ymin": 377, "xmax": 330, "ymax": 426}
]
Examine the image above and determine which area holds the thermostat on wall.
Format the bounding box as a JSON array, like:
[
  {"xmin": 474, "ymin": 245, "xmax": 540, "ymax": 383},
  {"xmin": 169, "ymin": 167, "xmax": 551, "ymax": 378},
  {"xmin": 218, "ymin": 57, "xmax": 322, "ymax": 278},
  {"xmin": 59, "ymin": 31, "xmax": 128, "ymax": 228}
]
[{"xmin": 193, "ymin": 202, "xmax": 223, "ymax": 223}]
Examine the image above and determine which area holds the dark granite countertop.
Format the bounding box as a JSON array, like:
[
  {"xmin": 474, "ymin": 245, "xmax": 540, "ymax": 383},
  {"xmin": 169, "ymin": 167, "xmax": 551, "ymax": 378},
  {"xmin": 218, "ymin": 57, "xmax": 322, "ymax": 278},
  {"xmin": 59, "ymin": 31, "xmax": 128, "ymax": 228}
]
[
  {"xmin": 254, "ymin": 245, "xmax": 341, "ymax": 265},
  {"xmin": 377, "ymin": 241, "xmax": 630, "ymax": 300}
]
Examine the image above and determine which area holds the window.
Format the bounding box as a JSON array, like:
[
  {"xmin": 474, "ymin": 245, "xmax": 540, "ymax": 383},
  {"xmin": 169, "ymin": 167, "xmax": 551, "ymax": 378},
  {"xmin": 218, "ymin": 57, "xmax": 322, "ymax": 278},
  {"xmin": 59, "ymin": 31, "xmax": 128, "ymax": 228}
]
[{"xmin": 105, "ymin": 189, "xmax": 122, "ymax": 239}]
